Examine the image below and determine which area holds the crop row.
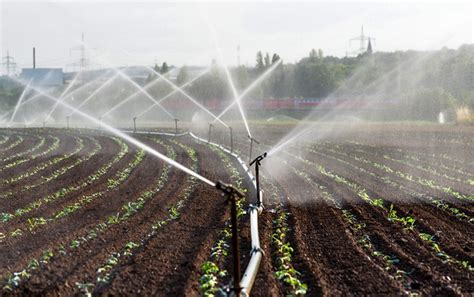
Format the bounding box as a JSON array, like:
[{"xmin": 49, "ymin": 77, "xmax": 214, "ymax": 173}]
[
  {"xmin": 256, "ymin": 139, "xmax": 473, "ymax": 275},
  {"xmin": 0, "ymin": 138, "xmax": 171, "ymax": 292},
  {"xmin": 0, "ymin": 137, "xmax": 128, "ymax": 225},
  {"xmin": 0, "ymin": 135, "xmax": 45, "ymax": 163},
  {"xmin": 286, "ymin": 163, "xmax": 415, "ymax": 293},
  {"xmin": 0, "ymin": 135, "xmax": 23, "ymax": 154},
  {"xmin": 80, "ymin": 139, "xmax": 199, "ymax": 294},
  {"xmin": 308, "ymin": 145, "xmax": 474, "ymax": 223},
  {"xmin": 0, "ymin": 136, "xmax": 61, "ymax": 177},
  {"xmin": 263, "ymin": 176, "xmax": 307, "ymax": 295},
  {"xmin": 0, "ymin": 136, "xmax": 99, "ymax": 199},
  {"xmin": 0, "ymin": 135, "xmax": 9, "ymax": 145},
  {"xmin": 0, "ymin": 146, "xmax": 145, "ymax": 240},
  {"xmin": 287, "ymin": 150, "xmax": 473, "ymax": 273},
  {"xmin": 348, "ymin": 141, "xmax": 474, "ymax": 182},
  {"xmin": 199, "ymin": 142, "xmax": 246, "ymax": 296}
]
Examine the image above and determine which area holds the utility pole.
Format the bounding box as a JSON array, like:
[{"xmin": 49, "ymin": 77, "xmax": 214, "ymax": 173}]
[{"xmin": 2, "ymin": 50, "xmax": 17, "ymax": 76}]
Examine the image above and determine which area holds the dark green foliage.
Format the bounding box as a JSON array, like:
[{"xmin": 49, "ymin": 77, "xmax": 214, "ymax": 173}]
[{"xmin": 0, "ymin": 77, "xmax": 24, "ymax": 111}]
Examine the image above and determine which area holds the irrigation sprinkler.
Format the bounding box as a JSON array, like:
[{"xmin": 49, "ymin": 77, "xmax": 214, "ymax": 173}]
[
  {"xmin": 42, "ymin": 121, "xmax": 46, "ymax": 128},
  {"xmin": 174, "ymin": 118, "xmax": 179, "ymax": 135},
  {"xmin": 66, "ymin": 116, "xmax": 70, "ymax": 129},
  {"xmin": 215, "ymin": 180, "xmax": 245, "ymax": 295},
  {"xmin": 208, "ymin": 123, "xmax": 214, "ymax": 143},
  {"xmin": 249, "ymin": 152, "xmax": 267, "ymax": 208},
  {"xmin": 229, "ymin": 126, "xmax": 234, "ymax": 153},
  {"xmin": 248, "ymin": 136, "xmax": 260, "ymax": 164},
  {"xmin": 133, "ymin": 117, "xmax": 137, "ymax": 133}
]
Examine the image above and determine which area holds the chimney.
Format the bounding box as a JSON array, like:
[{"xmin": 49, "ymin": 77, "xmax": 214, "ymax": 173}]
[{"xmin": 33, "ymin": 47, "xmax": 36, "ymax": 69}]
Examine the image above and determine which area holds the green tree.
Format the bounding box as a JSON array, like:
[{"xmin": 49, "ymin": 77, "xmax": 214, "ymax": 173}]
[
  {"xmin": 256, "ymin": 51, "xmax": 264, "ymax": 72},
  {"xmin": 406, "ymin": 88, "xmax": 456, "ymax": 121},
  {"xmin": 264, "ymin": 52, "xmax": 271, "ymax": 68},
  {"xmin": 160, "ymin": 62, "xmax": 169, "ymax": 74},
  {"xmin": 272, "ymin": 53, "xmax": 281, "ymax": 64},
  {"xmin": 177, "ymin": 66, "xmax": 189, "ymax": 85},
  {"xmin": 309, "ymin": 49, "xmax": 317, "ymax": 61}
]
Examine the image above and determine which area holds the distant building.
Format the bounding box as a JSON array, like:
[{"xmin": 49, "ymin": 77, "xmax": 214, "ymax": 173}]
[{"xmin": 21, "ymin": 68, "xmax": 64, "ymax": 87}]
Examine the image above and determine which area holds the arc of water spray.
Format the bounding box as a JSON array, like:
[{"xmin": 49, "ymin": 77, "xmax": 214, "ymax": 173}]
[
  {"xmin": 12, "ymin": 78, "xmax": 215, "ymax": 187},
  {"xmin": 135, "ymin": 68, "xmax": 210, "ymax": 118},
  {"xmin": 143, "ymin": 65, "xmax": 229, "ymax": 128},
  {"xmin": 113, "ymin": 68, "xmax": 176, "ymax": 120},
  {"xmin": 101, "ymin": 68, "xmax": 174, "ymax": 119},
  {"xmin": 68, "ymin": 73, "xmax": 121, "ymax": 117},
  {"xmin": 44, "ymin": 71, "xmax": 81, "ymax": 122},
  {"xmin": 213, "ymin": 59, "xmax": 282, "ymax": 123},
  {"xmin": 268, "ymin": 53, "xmax": 440, "ymax": 157},
  {"xmin": 9, "ymin": 80, "xmax": 33, "ymax": 126},
  {"xmin": 71, "ymin": 43, "xmax": 176, "ymax": 121},
  {"xmin": 208, "ymin": 24, "xmax": 251, "ymax": 137},
  {"xmin": 14, "ymin": 70, "xmax": 112, "ymax": 113}
]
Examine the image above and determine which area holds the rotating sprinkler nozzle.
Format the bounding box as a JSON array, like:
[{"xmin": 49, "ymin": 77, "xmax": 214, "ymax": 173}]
[
  {"xmin": 174, "ymin": 118, "xmax": 179, "ymax": 135},
  {"xmin": 42, "ymin": 121, "xmax": 46, "ymax": 128},
  {"xmin": 66, "ymin": 116, "xmax": 70, "ymax": 129},
  {"xmin": 208, "ymin": 123, "xmax": 214, "ymax": 143},
  {"xmin": 248, "ymin": 136, "xmax": 260, "ymax": 164},
  {"xmin": 215, "ymin": 180, "xmax": 245, "ymax": 294},
  {"xmin": 250, "ymin": 152, "xmax": 267, "ymax": 209},
  {"xmin": 133, "ymin": 117, "xmax": 137, "ymax": 133}
]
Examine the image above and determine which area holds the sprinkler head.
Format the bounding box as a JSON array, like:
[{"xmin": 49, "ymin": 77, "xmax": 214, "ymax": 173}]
[
  {"xmin": 250, "ymin": 152, "xmax": 267, "ymax": 166},
  {"xmin": 215, "ymin": 180, "xmax": 245, "ymax": 198},
  {"xmin": 248, "ymin": 135, "xmax": 260, "ymax": 145}
]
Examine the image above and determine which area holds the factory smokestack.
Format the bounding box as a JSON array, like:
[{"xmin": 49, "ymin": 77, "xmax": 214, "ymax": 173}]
[{"xmin": 33, "ymin": 47, "xmax": 36, "ymax": 69}]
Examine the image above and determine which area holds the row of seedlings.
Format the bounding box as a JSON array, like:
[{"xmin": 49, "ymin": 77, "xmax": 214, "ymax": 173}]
[
  {"xmin": 0, "ymin": 144, "xmax": 145, "ymax": 240},
  {"xmin": 0, "ymin": 136, "xmax": 61, "ymax": 176},
  {"xmin": 0, "ymin": 137, "xmax": 128, "ymax": 226},
  {"xmin": 263, "ymin": 176, "xmax": 308, "ymax": 295},
  {"xmin": 80, "ymin": 138, "xmax": 200, "ymax": 294},
  {"xmin": 199, "ymin": 143, "xmax": 247, "ymax": 296},
  {"xmin": 350, "ymin": 141, "xmax": 473, "ymax": 185},
  {"xmin": 0, "ymin": 136, "xmax": 99, "ymax": 199},
  {"xmin": 309, "ymin": 144, "xmax": 474, "ymax": 223},
  {"xmin": 284, "ymin": 162, "xmax": 415, "ymax": 293},
  {"xmin": 288, "ymin": 150, "xmax": 474, "ymax": 274},
  {"xmin": 3, "ymin": 139, "xmax": 176, "ymax": 293}
]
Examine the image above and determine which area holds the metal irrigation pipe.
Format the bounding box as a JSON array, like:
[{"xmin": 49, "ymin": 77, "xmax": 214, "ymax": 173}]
[
  {"xmin": 215, "ymin": 180, "xmax": 245, "ymax": 294},
  {"xmin": 250, "ymin": 152, "xmax": 267, "ymax": 209},
  {"xmin": 109, "ymin": 129, "xmax": 265, "ymax": 295}
]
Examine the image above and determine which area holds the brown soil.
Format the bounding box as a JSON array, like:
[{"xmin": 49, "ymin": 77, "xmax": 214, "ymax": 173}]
[{"xmin": 0, "ymin": 124, "xmax": 472, "ymax": 296}]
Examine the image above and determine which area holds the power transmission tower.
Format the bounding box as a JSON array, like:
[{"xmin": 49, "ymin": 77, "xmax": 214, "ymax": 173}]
[
  {"xmin": 70, "ymin": 33, "xmax": 89, "ymax": 83},
  {"xmin": 1, "ymin": 50, "xmax": 17, "ymax": 76},
  {"xmin": 349, "ymin": 26, "xmax": 376, "ymax": 56}
]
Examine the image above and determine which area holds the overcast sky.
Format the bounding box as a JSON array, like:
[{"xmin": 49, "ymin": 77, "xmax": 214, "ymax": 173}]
[{"xmin": 1, "ymin": 1, "xmax": 473, "ymax": 71}]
